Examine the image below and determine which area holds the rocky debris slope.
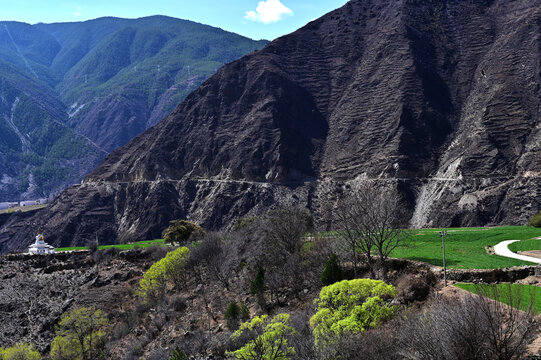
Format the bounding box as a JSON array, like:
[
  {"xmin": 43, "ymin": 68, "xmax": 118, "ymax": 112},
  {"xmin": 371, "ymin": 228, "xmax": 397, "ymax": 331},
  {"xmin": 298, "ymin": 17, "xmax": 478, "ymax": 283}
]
[
  {"xmin": 0, "ymin": 249, "xmax": 154, "ymax": 352},
  {"xmin": 1, "ymin": 0, "xmax": 541, "ymax": 251}
]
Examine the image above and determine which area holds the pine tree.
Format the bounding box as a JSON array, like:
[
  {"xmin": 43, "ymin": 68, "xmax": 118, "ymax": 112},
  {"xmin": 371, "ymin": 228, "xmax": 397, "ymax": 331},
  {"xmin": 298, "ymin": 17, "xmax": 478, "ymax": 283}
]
[
  {"xmin": 321, "ymin": 253, "xmax": 344, "ymax": 286},
  {"xmin": 250, "ymin": 267, "xmax": 265, "ymax": 295}
]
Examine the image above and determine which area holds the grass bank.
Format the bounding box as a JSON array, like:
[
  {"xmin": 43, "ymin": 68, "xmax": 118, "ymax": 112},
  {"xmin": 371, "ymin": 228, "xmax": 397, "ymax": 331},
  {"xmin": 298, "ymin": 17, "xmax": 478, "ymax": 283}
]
[
  {"xmin": 455, "ymin": 283, "xmax": 541, "ymax": 314},
  {"xmin": 508, "ymin": 238, "xmax": 541, "ymax": 253}
]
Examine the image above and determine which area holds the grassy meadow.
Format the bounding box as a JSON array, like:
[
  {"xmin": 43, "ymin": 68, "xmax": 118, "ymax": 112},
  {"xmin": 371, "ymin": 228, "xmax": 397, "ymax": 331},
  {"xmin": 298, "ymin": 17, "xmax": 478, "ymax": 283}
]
[
  {"xmin": 389, "ymin": 226, "xmax": 541, "ymax": 269},
  {"xmin": 455, "ymin": 283, "xmax": 541, "ymax": 314},
  {"xmin": 56, "ymin": 239, "xmax": 166, "ymax": 252}
]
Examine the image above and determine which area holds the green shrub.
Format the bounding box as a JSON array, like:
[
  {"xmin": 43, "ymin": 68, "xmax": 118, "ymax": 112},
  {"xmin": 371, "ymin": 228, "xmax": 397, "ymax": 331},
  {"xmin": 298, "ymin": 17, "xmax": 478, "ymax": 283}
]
[
  {"xmin": 227, "ymin": 314, "xmax": 297, "ymax": 359},
  {"xmin": 528, "ymin": 210, "xmax": 541, "ymax": 227},
  {"xmin": 310, "ymin": 279, "xmax": 397, "ymax": 346},
  {"xmin": 138, "ymin": 247, "xmax": 190, "ymax": 303},
  {"xmin": 224, "ymin": 301, "xmax": 250, "ymax": 331},
  {"xmin": 0, "ymin": 343, "xmax": 41, "ymax": 360},
  {"xmin": 250, "ymin": 267, "xmax": 265, "ymax": 295},
  {"xmin": 169, "ymin": 346, "xmax": 187, "ymax": 360},
  {"xmin": 321, "ymin": 253, "xmax": 344, "ymax": 286}
]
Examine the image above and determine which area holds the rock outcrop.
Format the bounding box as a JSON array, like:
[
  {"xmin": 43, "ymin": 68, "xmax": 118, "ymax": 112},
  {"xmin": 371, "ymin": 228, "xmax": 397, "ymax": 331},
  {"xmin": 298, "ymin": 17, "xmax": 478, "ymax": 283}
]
[{"xmin": 1, "ymin": 0, "xmax": 541, "ymax": 252}]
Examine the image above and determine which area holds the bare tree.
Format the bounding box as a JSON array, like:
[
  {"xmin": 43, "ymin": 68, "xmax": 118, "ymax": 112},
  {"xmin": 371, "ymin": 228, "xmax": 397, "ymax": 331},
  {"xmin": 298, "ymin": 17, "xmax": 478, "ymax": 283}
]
[
  {"xmin": 398, "ymin": 285, "xmax": 539, "ymax": 360},
  {"xmin": 187, "ymin": 232, "xmax": 230, "ymax": 289},
  {"xmin": 334, "ymin": 191, "xmax": 374, "ymax": 276},
  {"xmin": 263, "ymin": 207, "xmax": 314, "ymax": 255},
  {"xmin": 334, "ymin": 184, "xmax": 409, "ymax": 278}
]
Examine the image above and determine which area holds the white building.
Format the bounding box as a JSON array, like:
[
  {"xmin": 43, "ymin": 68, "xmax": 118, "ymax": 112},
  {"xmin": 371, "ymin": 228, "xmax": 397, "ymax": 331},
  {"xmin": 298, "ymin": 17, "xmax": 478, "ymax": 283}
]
[{"xmin": 28, "ymin": 230, "xmax": 55, "ymax": 255}]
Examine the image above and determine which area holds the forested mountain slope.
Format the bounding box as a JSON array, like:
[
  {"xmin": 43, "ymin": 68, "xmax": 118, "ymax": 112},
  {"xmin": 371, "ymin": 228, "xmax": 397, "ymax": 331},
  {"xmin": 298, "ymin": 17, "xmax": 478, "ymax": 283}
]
[{"xmin": 0, "ymin": 16, "xmax": 266, "ymax": 201}]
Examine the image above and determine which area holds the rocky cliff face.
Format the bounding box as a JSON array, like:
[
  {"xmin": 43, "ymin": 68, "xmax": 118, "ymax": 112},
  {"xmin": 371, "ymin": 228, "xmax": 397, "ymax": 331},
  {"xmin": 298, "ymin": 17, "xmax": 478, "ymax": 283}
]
[{"xmin": 1, "ymin": 0, "xmax": 541, "ymax": 252}]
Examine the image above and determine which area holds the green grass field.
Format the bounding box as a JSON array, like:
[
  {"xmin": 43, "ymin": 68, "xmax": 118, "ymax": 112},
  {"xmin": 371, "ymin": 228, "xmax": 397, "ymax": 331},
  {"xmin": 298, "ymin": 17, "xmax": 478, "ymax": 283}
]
[
  {"xmin": 455, "ymin": 283, "xmax": 541, "ymax": 314},
  {"xmin": 390, "ymin": 226, "xmax": 541, "ymax": 269},
  {"xmin": 508, "ymin": 238, "xmax": 541, "ymax": 253},
  {"xmin": 56, "ymin": 239, "xmax": 166, "ymax": 252}
]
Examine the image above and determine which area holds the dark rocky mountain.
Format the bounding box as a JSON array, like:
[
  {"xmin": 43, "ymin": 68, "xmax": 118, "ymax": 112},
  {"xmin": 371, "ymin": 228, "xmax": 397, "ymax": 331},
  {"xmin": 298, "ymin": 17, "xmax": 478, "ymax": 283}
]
[
  {"xmin": 0, "ymin": 16, "xmax": 267, "ymax": 201},
  {"xmin": 1, "ymin": 0, "xmax": 541, "ymax": 253}
]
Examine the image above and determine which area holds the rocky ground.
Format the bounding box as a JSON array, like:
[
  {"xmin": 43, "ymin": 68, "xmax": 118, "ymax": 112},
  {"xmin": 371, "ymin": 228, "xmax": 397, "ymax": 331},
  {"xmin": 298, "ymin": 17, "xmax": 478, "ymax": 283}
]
[
  {"xmin": 3, "ymin": 247, "xmax": 541, "ymax": 359},
  {"xmin": 0, "ymin": 248, "xmax": 158, "ymax": 352}
]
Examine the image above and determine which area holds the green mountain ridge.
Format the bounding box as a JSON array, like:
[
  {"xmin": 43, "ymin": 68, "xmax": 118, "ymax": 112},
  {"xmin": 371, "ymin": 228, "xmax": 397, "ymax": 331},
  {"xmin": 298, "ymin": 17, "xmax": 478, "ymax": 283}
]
[{"xmin": 0, "ymin": 16, "xmax": 267, "ymax": 201}]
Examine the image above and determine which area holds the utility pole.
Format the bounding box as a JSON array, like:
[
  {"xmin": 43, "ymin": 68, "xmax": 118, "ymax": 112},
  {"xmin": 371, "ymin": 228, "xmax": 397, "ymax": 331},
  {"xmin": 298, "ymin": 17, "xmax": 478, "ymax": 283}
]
[{"xmin": 439, "ymin": 230, "xmax": 448, "ymax": 286}]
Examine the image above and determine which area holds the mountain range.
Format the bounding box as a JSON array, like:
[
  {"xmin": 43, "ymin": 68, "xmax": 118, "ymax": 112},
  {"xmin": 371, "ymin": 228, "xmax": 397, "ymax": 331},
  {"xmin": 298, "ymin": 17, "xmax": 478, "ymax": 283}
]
[
  {"xmin": 1, "ymin": 0, "xmax": 541, "ymax": 253},
  {"xmin": 0, "ymin": 16, "xmax": 267, "ymax": 201}
]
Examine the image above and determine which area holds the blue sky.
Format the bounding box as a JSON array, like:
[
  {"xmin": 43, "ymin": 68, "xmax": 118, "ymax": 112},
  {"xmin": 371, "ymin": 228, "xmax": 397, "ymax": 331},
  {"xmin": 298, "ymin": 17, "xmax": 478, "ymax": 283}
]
[{"xmin": 1, "ymin": 0, "xmax": 349, "ymax": 40}]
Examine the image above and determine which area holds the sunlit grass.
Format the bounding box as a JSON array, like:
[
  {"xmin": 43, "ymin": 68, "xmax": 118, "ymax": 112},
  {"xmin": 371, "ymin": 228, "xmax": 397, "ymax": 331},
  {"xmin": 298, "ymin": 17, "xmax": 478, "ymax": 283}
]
[
  {"xmin": 56, "ymin": 239, "xmax": 166, "ymax": 252},
  {"xmin": 388, "ymin": 226, "xmax": 541, "ymax": 269},
  {"xmin": 455, "ymin": 283, "xmax": 541, "ymax": 314}
]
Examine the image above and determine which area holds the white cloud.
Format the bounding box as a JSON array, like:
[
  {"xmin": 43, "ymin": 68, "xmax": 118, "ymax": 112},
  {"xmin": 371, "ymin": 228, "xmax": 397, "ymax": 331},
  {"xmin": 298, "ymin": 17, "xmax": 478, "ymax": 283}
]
[
  {"xmin": 245, "ymin": 0, "xmax": 293, "ymax": 24},
  {"xmin": 73, "ymin": 7, "xmax": 82, "ymax": 16}
]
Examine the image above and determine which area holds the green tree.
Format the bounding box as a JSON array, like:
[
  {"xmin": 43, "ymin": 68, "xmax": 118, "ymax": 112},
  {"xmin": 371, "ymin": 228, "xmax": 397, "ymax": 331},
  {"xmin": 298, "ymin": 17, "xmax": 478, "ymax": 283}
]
[
  {"xmin": 0, "ymin": 343, "xmax": 41, "ymax": 360},
  {"xmin": 310, "ymin": 279, "xmax": 397, "ymax": 346},
  {"xmin": 138, "ymin": 247, "xmax": 190, "ymax": 303},
  {"xmin": 225, "ymin": 301, "xmax": 250, "ymax": 331},
  {"xmin": 169, "ymin": 346, "xmax": 188, "ymax": 360},
  {"xmin": 227, "ymin": 313, "xmax": 297, "ymax": 360},
  {"xmin": 50, "ymin": 307, "xmax": 108, "ymax": 360},
  {"xmin": 163, "ymin": 220, "xmax": 205, "ymax": 245},
  {"xmin": 250, "ymin": 267, "xmax": 265, "ymax": 295},
  {"xmin": 321, "ymin": 253, "xmax": 344, "ymax": 286}
]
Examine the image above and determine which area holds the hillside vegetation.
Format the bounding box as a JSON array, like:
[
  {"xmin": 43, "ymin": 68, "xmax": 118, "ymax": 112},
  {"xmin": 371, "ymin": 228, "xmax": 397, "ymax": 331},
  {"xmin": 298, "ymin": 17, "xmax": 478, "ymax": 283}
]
[{"xmin": 0, "ymin": 16, "xmax": 267, "ymax": 201}]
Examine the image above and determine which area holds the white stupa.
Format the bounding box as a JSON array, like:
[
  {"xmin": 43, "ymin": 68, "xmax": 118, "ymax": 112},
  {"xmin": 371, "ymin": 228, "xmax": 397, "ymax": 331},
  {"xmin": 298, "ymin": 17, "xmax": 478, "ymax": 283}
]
[{"xmin": 28, "ymin": 229, "xmax": 55, "ymax": 255}]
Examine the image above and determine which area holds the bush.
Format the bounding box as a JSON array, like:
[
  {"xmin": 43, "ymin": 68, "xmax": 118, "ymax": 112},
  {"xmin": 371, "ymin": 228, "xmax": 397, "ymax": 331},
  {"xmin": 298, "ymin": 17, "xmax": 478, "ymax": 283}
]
[
  {"xmin": 321, "ymin": 253, "xmax": 344, "ymax": 286},
  {"xmin": 169, "ymin": 295, "xmax": 187, "ymax": 312},
  {"xmin": 529, "ymin": 210, "xmax": 541, "ymax": 227},
  {"xmin": 396, "ymin": 271, "xmax": 436, "ymax": 304},
  {"xmin": 113, "ymin": 321, "xmax": 129, "ymax": 339},
  {"xmin": 397, "ymin": 285, "xmax": 538, "ymax": 360},
  {"xmin": 0, "ymin": 343, "xmax": 41, "ymax": 360},
  {"xmin": 138, "ymin": 247, "xmax": 190, "ymax": 304},
  {"xmin": 227, "ymin": 314, "xmax": 297, "ymax": 359},
  {"xmin": 310, "ymin": 279, "xmax": 397, "ymax": 346}
]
